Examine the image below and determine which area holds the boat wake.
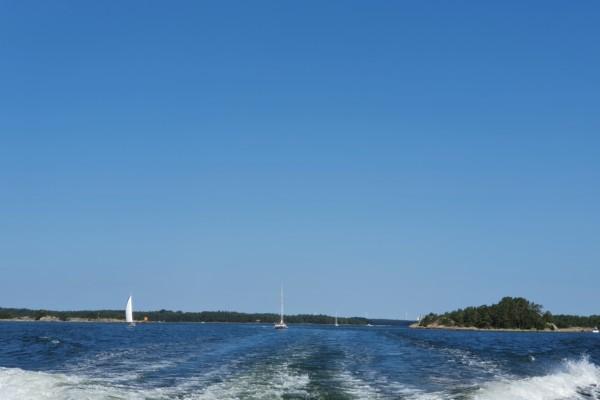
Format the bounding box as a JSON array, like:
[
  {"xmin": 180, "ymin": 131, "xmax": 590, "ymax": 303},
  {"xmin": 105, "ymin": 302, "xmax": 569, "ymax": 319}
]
[
  {"xmin": 473, "ymin": 356, "xmax": 600, "ymax": 400},
  {"xmin": 193, "ymin": 362, "xmax": 310, "ymax": 399},
  {"xmin": 0, "ymin": 362, "xmax": 310, "ymax": 400},
  {"xmin": 1, "ymin": 356, "xmax": 599, "ymax": 399},
  {"xmin": 323, "ymin": 356, "xmax": 600, "ymax": 400},
  {"xmin": 0, "ymin": 367, "xmax": 168, "ymax": 400}
]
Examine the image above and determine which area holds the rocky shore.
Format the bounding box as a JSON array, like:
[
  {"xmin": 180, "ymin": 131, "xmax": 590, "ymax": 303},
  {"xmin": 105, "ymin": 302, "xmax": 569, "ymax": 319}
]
[{"xmin": 409, "ymin": 322, "xmax": 594, "ymax": 333}]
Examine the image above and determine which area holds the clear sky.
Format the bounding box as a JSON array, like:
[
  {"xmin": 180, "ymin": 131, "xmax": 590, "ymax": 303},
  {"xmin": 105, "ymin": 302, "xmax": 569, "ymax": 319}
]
[{"xmin": 1, "ymin": 1, "xmax": 599, "ymax": 318}]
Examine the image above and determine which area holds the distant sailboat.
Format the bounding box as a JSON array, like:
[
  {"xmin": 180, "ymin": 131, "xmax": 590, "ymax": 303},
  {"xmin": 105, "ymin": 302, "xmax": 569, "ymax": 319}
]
[
  {"xmin": 274, "ymin": 287, "xmax": 287, "ymax": 329},
  {"xmin": 334, "ymin": 313, "xmax": 339, "ymax": 327},
  {"xmin": 125, "ymin": 295, "xmax": 135, "ymax": 327}
]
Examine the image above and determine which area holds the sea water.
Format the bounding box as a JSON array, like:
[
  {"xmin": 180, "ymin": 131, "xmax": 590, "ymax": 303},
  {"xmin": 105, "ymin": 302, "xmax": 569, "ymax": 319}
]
[{"xmin": 0, "ymin": 321, "xmax": 599, "ymax": 399}]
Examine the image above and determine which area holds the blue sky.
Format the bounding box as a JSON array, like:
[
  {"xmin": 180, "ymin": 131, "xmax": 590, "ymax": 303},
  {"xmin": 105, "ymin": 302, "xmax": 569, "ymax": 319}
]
[{"xmin": 1, "ymin": 1, "xmax": 599, "ymax": 317}]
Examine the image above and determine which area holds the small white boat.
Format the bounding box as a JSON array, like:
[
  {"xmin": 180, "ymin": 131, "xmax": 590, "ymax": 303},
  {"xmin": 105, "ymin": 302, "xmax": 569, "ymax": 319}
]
[
  {"xmin": 593, "ymin": 327, "xmax": 599, "ymax": 334},
  {"xmin": 334, "ymin": 313, "xmax": 339, "ymax": 327},
  {"xmin": 274, "ymin": 287, "xmax": 287, "ymax": 329},
  {"xmin": 125, "ymin": 295, "xmax": 135, "ymax": 327}
]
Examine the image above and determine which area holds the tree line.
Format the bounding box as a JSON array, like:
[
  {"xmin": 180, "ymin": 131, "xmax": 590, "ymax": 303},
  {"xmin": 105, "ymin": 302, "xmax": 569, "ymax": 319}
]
[
  {"xmin": 419, "ymin": 297, "xmax": 599, "ymax": 330},
  {"xmin": 0, "ymin": 307, "xmax": 367, "ymax": 325}
]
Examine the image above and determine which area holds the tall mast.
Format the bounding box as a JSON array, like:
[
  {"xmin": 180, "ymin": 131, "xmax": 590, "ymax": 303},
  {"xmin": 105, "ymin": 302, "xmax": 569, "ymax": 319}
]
[{"xmin": 280, "ymin": 286, "xmax": 284, "ymax": 323}]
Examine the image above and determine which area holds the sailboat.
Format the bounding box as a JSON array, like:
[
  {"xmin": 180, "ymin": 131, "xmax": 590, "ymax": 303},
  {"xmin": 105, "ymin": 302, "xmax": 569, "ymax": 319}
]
[
  {"xmin": 125, "ymin": 295, "xmax": 135, "ymax": 327},
  {"xmin": 334, "ymin": 313, "xmax": 339, "ymax": 327},
  {"xmin": 274, "ymin": 287, "xmax": 288, "ymax": 329}
]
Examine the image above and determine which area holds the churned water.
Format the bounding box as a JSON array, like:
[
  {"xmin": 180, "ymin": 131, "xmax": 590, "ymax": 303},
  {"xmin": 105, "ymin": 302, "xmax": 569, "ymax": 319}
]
[{"xmin": 0, "ymin": 322, "xmax": 599, "ymax": 399}]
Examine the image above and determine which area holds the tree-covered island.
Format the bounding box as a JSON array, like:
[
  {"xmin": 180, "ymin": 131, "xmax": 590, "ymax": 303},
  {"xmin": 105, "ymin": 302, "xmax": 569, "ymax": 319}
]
[
  {"xmin": 0, "ymin": 307, "xmax": 368, "ymax": 325},
  {"xmin": 416, "ymin": 297, "xmax": 600, "ymax": 331}
]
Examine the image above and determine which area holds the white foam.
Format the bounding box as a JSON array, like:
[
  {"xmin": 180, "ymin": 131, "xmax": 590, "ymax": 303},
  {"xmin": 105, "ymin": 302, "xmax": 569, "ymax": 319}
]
[
  {"xmin": 188, "ymin": 362, "xmax": 310, "ymax": 399},
  {"xmin": 443, "ymin": 348, "xmax": 504, "ymax": 377},
  {"xmin": 0, "ymin": 367, "xmax": 169, "ymax": 400},
  {"xmin": 334, "ymin": 370, "xmax": 384, "ymax": 399},
  {"xmin": 473, "ymin": 357, "xmax": 600, "ymax": 400},
  {"xmin": 0, "ymin": 363, "xmax": 312, "ymax": 400},
  {"xmin": 335, "ymin": 369, "xmax": 434, "ymax": 399},
  {"xmin": 331, "ymin": 357, "xmax": 600, "ymax": 400},
  {"xmin": 2, "ymin": 357, "xmax": 599, "ymax": 400}
]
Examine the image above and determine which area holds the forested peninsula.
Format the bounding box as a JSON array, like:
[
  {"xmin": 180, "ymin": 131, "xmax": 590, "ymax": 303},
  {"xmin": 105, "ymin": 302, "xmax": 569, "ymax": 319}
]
[
  {"xmin": 0, "ymin": 307, "xmax": 367, "ymax": 325},
  {"xmin": 416, "ymin": 297, "xmax": 600, "ymax": 331}
]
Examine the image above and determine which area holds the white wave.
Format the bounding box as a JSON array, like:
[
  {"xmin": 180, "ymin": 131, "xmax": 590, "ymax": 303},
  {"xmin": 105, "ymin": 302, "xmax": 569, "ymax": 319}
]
[
  {"xmin": 69, "ymin": 347, "xmax": 181, "ymax": 384},
  {"xmin": 334, "ymin": 370, "xmax": 385, "ymax": 399},
  {"xmin": 0, "ymin": 367, "xmax": 170, "ymax": 400},
  {"xmin": 330, "ymin": 357, "xmax": 600, "ymax": 400},
  {"xmin": 3, "ymin": 357, "xmax": 599, "ymax": 400},
  {"xmin": 335, "ymin": 369, "xmax": 438, "ymax": 400},
  {"xmin": 473, "ymin": 357, "xmax": 600, "ymax": 400},
  {"xmin": 0, "ymin": 362, "xmax": 310, "ymax": 400},
  {"xmin": 442, "ymin": 347, "xmax": 505, "ymax": 378},
  {"xmin": 187, "ymin": 362, "xmax": 310, "ymax": 399}
]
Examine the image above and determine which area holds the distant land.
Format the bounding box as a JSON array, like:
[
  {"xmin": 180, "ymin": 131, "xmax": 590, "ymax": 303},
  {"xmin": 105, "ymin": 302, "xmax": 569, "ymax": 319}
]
[
  {"xmin": 414, "ymin": 297, "xmax": 600, "ymax": 332},
  {"xmin": 0, "ymin": 307, "xmax": 369, "ymax": 325}
]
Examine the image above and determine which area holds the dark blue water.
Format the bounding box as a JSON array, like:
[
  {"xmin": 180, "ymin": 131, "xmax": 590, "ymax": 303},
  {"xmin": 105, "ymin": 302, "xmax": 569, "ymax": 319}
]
[{"xmin": 0, "ymin": 322, "xmax": 599, "ymax": 399}]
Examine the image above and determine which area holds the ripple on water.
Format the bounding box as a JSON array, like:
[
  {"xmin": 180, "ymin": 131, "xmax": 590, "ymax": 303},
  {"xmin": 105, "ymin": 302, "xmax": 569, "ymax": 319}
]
[{"xmin": 0, "ymin": 323, "xmax": 599, "ymax": 399}]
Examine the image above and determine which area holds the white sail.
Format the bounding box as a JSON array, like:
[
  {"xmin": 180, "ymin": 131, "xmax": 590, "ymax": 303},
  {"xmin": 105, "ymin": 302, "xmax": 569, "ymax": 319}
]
[
  {"xmin": 125, "ymin": 296, "xmax": 134, "ymax": 324},
  {"xmin": 274, "ymin": 286, "xmax": 287, "ymax": 329}
]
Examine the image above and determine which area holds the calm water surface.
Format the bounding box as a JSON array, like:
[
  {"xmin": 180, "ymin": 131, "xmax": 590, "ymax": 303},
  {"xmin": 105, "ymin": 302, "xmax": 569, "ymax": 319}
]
[{"xmin": 0, "ymin": 322, "xmax": 599, "ymax": 399}]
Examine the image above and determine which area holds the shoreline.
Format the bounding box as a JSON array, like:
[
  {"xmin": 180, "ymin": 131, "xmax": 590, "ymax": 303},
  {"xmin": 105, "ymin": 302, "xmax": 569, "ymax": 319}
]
[
  {"xmin": 1, "ymin": 318, "xmax": 126, "ymax": 323},
  {"xmin": 409, "ymin": 323, "xmax": 594, "ymax": 333},
  {"xmin": 0, "ymin": 318, "xmax": 369, "ymax": 326}
]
